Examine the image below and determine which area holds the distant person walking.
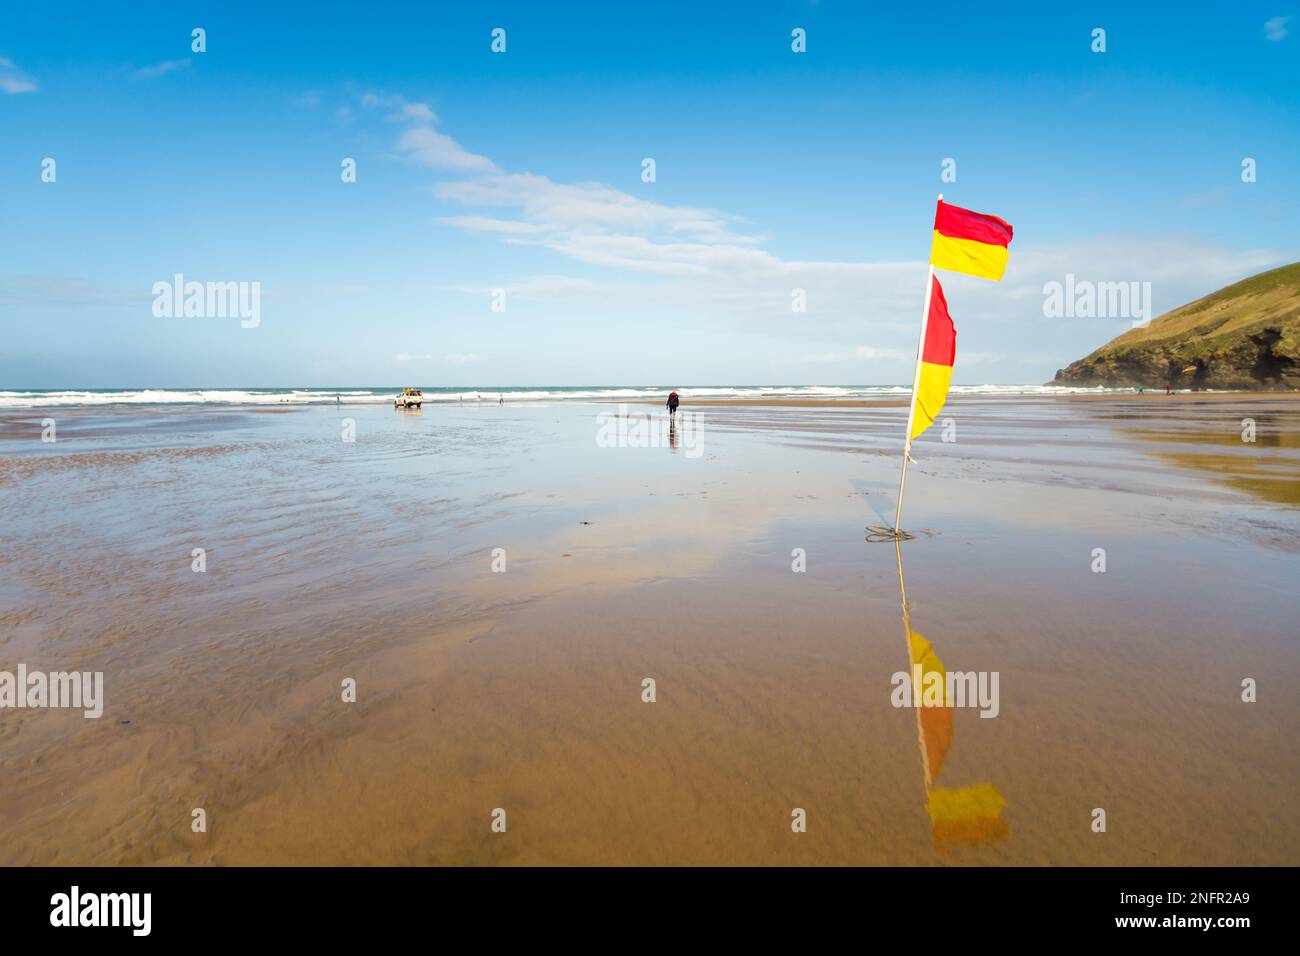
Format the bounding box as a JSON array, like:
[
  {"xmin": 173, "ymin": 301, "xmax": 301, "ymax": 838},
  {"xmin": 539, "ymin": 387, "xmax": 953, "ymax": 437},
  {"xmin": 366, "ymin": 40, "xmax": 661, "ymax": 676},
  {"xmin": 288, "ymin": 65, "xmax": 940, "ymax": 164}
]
[{"xmin": 666, "ymin": 390, "xmax": 680, "ymax": 416}]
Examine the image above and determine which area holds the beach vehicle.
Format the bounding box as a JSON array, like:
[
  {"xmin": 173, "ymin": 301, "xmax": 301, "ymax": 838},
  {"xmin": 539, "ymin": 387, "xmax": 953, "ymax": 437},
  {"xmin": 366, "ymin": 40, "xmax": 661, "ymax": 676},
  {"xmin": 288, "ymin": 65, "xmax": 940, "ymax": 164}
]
[{"xmin": 394, "ymin": 387, "xmax": 423, "ymax": 408}]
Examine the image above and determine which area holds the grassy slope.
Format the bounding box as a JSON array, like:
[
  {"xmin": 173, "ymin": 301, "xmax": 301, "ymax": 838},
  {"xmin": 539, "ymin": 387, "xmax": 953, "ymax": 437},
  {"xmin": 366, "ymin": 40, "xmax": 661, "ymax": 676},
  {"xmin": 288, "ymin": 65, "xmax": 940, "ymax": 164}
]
[{"xmin": 1055, "ymin": 262, "xmax": 1300, "ymax": 388}]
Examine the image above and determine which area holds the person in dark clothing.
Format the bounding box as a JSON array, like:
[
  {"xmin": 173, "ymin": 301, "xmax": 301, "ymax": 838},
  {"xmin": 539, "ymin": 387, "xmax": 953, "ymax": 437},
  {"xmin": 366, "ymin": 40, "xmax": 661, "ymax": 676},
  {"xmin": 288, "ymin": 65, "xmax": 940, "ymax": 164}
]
[{"xmin": 666, "ymin": 390, "xmax": 680, "ymax": 416}]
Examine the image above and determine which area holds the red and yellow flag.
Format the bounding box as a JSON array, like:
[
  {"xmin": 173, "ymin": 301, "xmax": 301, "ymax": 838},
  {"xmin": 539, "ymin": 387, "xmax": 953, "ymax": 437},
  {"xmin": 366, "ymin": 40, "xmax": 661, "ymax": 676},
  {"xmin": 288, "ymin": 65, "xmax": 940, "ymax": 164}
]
[
  {"xmin": 909, "ymin": 273, "xmax": 955, "ymax": 440},
  {"xmin": 930, "ymin": 199, "xmax": 1014, "ymax": 281}
]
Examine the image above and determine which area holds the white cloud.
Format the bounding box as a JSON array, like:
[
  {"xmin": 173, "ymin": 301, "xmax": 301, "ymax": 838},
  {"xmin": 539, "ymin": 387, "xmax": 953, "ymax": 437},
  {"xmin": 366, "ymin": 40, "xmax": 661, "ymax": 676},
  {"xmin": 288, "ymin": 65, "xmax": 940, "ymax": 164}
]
[
  {"xmin": 375, "ymin": 95, "xmax": 1294, "ymax": 379},
  {"xmin": 394, "ymin": 352, "xmax": 432, "ymax": 362},
  {"xmin": 132, "ymin": 59, "xmax": 191, "ymax": 80},
  {"xmin": 454, "ymin": 236, "xmax": 1292, "ymax": 378},
  {"xmin": 0, "ymin": 275, "xmax": 147, "ymax": 307},
  {"xmin": 395, "ymin": 126, "xmax": 497, "ymax": 173},
  {"xmin": 412, "ymin": 110, "xmax": 1291, "ymax": 322},
  {"xmin": 397, "ymin": 101, "xmax": 436, "ymax": 124},
  {"xmin": 360, "ymin": 91, "xmax": 495, "ymax": 172},
  {"xmin": 435, "ymin": 172, "xmax": 754, "ymax": 256},
  {"xmin": 1265, "ymin": 15, "xmax": 1291, "ymax": 40},
  {"xmin": 492, "ymin": 275, "xmax": 603, "ymax": 298},
  {"xmin": 772, "ymin": 346, "xmax": 910, "ymax": 366},
  {"xmin": 0, "ymin": 57, "xmax": 36, "ymax": 94},
  {"xmin": 857, "ymin": 346, "xmax": 910, "ymax": 361},
  {"xmin": 436, "ymin": 215, "xmax": 549, "ymax": 236},
  {"xmin": 362, "ymin": 92, "xmax": 437, "ymax": 123}
]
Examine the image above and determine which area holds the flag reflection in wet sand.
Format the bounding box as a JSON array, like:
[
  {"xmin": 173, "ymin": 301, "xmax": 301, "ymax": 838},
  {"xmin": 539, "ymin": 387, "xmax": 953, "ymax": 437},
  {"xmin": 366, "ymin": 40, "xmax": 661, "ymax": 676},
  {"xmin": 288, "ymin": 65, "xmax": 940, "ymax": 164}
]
[{"xmin": 894, "ymin": 540, "xmax": 1008, "ymax": 848}]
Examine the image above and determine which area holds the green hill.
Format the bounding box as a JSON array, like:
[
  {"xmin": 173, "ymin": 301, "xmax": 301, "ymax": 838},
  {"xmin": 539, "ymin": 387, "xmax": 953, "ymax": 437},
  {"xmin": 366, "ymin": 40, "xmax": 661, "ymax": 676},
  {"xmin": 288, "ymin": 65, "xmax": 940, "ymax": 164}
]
[{"xmin": 1053, "ymin": 262, "xmax": 1300, "ymax": 389}]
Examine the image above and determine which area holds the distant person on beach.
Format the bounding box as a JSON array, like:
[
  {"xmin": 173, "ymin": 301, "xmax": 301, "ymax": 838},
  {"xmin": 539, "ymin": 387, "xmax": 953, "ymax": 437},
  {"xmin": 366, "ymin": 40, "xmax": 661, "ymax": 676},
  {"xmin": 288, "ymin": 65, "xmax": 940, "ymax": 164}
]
[
  {"xmin": 499, "ymin": 394, "xmax": 504, "ymax": 405},
  {"xmin": 666, "ymin": 390, "xmax": 680, "ymax": 416}
]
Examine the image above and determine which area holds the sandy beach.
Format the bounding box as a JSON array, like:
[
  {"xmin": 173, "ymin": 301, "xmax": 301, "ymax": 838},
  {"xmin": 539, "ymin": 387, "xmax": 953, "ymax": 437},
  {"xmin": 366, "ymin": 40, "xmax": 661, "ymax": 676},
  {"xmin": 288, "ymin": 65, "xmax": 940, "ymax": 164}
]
[{"xmin": 1, "ymin": 394, "xmax": 1297, "ymax": 865}]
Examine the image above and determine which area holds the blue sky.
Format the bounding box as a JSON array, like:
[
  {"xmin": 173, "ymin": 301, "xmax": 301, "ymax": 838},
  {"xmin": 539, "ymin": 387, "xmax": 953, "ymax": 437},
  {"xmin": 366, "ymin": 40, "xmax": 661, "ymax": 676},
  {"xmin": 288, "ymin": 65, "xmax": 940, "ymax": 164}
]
[{"xmin": 1, "ymin": 0, "xmax": 1297, "ymax": 387}]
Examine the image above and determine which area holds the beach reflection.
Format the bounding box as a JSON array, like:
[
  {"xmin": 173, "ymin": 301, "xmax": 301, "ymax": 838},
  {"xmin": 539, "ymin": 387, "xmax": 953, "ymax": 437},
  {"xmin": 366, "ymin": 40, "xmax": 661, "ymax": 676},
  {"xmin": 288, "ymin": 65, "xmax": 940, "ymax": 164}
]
[
  {"xmin": 894, "ymin": 540, "xmax": 1008, "ymax": 849},
  {"xmin": 4, "ymin": 398, "xmax": 1298, "ymax": 864},
  {"xmin": 1117, "ymin": 402, "xmax": 1300, "ymax": 506}
]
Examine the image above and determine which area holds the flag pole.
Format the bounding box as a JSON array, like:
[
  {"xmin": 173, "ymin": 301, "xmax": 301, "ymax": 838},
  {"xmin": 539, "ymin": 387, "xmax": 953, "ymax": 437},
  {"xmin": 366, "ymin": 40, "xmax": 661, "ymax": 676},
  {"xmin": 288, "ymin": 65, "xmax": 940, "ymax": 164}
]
[
  {"xmin": 893, "ymin": 193, "xmax": 942, "ymax": 536},
  {"xmin": 895, "ymin": 537, "xmax": 936, "ymax": 792}
]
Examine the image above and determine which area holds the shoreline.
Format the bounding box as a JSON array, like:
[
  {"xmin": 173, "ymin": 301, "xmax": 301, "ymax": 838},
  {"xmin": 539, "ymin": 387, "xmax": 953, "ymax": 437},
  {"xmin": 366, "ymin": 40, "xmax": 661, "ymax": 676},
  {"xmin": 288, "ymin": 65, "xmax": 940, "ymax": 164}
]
[
  {"xmin": 2, "ymin": 389, "xmax": 1298, "ymax": 417},
  {"xmin": 649, "ymin": 391, "xmax": 1300, "ymax": 409}
]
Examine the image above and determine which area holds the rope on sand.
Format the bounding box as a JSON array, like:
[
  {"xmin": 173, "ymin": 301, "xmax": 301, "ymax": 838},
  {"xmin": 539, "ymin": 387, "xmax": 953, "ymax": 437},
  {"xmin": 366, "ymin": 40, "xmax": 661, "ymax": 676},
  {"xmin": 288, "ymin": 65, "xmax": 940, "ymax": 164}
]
[
  {"xmin": 865, "ymin": 526, "xmax": 939, "ymax": 542},
  {"xmin": 865, "ymin": 525, "xmax": 915, "ymax": 542}
]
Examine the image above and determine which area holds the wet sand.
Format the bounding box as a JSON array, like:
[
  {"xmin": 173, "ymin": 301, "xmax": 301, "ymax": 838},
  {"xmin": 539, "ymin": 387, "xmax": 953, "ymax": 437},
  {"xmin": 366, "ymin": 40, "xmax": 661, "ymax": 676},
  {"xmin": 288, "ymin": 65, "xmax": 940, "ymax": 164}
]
[
  {"xmin": 637, "ymin": 391, "xmax": 1300, "ymax": 408},
  {"xmin": 1, "ymin": 395, "xmax": 1298, "ymax": 865}
]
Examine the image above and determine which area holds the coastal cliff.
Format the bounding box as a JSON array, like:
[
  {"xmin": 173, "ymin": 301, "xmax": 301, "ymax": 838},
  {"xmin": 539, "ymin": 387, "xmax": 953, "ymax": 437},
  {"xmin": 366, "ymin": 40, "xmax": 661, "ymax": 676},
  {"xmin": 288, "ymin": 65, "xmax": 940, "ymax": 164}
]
[{"xmin": 1053, "ymin": 263, "xmax": 1300, "ymax": 389}]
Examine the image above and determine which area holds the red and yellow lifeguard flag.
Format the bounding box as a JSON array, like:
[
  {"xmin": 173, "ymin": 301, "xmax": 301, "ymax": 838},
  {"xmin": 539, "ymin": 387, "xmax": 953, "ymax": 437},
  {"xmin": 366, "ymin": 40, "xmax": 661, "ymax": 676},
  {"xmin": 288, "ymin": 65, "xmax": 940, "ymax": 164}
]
[
  {"xmin": 930, "ymin": 199, "xmax": 1014, "ymax": 281},
  {"xmin": 909, "ymin": 274, "xmax": 955, "ymax": 440}
]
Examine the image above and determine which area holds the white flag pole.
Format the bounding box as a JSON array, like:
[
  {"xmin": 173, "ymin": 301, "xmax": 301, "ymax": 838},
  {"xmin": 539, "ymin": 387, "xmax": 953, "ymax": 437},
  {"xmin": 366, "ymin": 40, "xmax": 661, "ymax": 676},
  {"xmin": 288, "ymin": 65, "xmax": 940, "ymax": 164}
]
[{"xmin": 893, "ymin": 193, "xmax": 942, "ymax": 536}]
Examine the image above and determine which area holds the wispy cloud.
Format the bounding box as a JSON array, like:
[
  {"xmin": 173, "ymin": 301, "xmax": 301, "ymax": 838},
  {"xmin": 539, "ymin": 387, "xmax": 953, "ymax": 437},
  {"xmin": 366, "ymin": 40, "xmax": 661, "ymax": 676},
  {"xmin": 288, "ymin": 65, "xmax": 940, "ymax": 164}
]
[
  {"xmin": 132, "ymin": 59, "xmax": 191, "ymax": 80},
  {"xmin": 397, "ymin": 349, "xmax": 491, "ymax": 365},
  {"xmin": 363, "ymin": 92, "xmax": 496, "ymax": 172},
  {"xmin": 368, "ymin": 93, "xmax": 1292, "ymax": 377},
  {"xmin": 396, "ymin": 126, "xmax": 498, "ymax": 173},
  {"xmin": 361, "ymin": 92, "xmax": 437, "ymax": 123},
  {"xmin": 1175, "ymin": 188, "xmax": 1230, "ymax": 209},
  {"xmin": 772, "ymin": 346, "xmax": 910, "ymax": 367},
  {"xmin": 0, "ymin": 57, "xmax": 37, "ymax": 94},
  {"xmin": 1265, "ymin": 15, "xmax": 1292, "ymax": 40},
  {"xmin": 437, "ymin": 215, "xmax": 548, "ymax": 236},
  {"xmin": 434, "ymin": 172, "xmax": 757, "ymax": 274},
  {"xmin": 0, "ymin": 275, "xmax": 148, "ymax": 307}
]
